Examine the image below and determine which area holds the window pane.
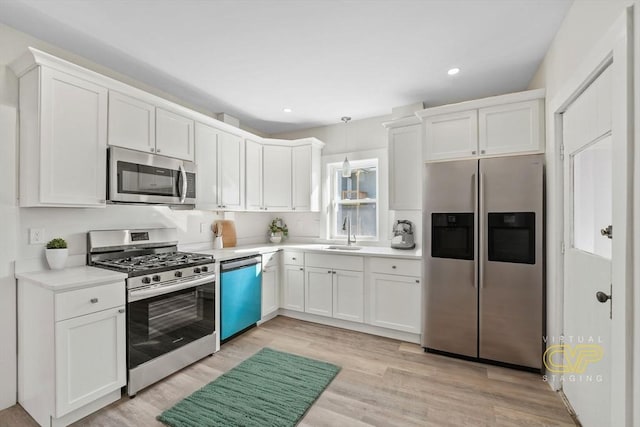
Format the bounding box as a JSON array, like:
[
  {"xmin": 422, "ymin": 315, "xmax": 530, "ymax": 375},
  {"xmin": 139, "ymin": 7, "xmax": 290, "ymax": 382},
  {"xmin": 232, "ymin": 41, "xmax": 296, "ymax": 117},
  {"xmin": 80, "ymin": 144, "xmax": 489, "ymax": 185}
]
[
  {"xmin": 572, "ymin": 135, "xmax": 612, "ymax": 259},
  {"xmin": 335, "ymin": 204, "xmax": 377, "ymax": 238},
  {"xmin": 336, "ymin": 167, "xmax": 377, "ymax": 201}
]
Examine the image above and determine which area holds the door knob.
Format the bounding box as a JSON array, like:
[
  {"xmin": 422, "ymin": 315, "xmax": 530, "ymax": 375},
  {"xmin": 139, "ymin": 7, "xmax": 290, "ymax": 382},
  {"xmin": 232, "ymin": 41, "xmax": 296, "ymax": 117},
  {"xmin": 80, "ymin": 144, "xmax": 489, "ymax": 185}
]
[
  {"xmin": 596, "ymin": 291, "xmax": 611, "ymax": 303},
  {"xmin": 600, "ymin": 225, "xmax": 613, "ymax": 239}
]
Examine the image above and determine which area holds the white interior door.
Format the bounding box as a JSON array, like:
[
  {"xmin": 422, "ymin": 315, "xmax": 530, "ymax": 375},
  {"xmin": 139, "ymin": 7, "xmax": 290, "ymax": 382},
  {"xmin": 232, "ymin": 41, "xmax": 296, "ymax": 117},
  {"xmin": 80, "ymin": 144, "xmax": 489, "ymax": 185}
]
[{"xmin": 561, "ymin": 66, "xmax": 612, "ymax": 427}]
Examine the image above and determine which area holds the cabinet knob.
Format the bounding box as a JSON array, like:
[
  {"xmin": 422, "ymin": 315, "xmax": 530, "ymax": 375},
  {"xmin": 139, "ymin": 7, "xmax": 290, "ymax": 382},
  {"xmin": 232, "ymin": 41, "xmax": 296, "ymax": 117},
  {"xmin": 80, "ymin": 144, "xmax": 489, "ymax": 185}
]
[
  {"xmin": 481, "ymin": 149, "xmax": 485, "ymax": 154},
  {"xmin": 472, "ymin": 150, "xmax": 476, "ymax": 155},
  {"xmin": 392, "ymin": 265, "xmax": 397, "ymax": 269},
  {"xmin": 327, "ymin": 270, "xmax": 332, "ymax": 274},
  {"xmin": 118, "ymin": 308, "xmax": 125, "ymax": 313},
  {"xmin": 299, "ymin": 267, "xmax": 303, "ymax": 271},
  {"xmin": 90, "ymin": 298, "xmax": 99, "ymax": 304},
  {"xmin": 332, "ymin": 271, "xmax": 336, "ymax": 274},
  {"xmin": 292, "ymin": 207, "xmax": 296, "ymax": 210},
  {"xmin": 416, "ymin": 279, "xmax": 420, "ymax": 283},
  {"xmin": 156, "ymin": 148, "xmax": 162, "ymax": 153},
  {"xmin": 292, "ymin": 257, "xmax": 296, "ymax": 260},
  {"xmin": 150, "ymin": 148, "xmax": 155, "ymax": 152},
  {"xmin": 263, "ymin": 269, "xmax": 266, "ymax": 273}
]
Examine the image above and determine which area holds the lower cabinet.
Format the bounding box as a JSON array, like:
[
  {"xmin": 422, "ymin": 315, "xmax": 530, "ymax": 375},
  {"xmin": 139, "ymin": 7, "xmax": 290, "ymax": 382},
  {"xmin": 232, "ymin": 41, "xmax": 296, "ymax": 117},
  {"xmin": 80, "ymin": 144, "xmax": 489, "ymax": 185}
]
[
  {"xmin": 17, "ymin": 276, "xmax": 126, "ymax": 427},
  {"xmin": 261, "ymin": 252, "xmax": 280, "ymax": 318},
  {"xmin": 304, "ymin": 266, "xmax": 364, "ymax": 323},
  {"xmin": 370, "ymin": 273, "xmax": 421, "ymax": 334},
  {"xmin": 282, "ymin": 264, "xmax": 305, "ymax": 312}
]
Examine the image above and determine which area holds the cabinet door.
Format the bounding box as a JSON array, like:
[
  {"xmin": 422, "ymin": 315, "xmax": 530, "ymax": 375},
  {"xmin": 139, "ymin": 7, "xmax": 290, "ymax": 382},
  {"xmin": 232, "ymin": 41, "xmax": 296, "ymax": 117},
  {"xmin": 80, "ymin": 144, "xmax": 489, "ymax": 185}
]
[
  {"xmin": 245, "ymin": 139, "xmax": 263, "ymax": 211},
  {"xmin": 389, "ymin": 125, "xmax": 422, "ymax": 210},
  {"xmin": 478, "ymin": 99, "xmax": 543, "ymax": 156},
  {"xmin": 107, "ymin": 91, "xmax": 155, "ymax": 153},
  {"xmin": 155, "ymin": 107, "xmax": 195, "ymax": 161},
  {"xmin": 194, "ymin": 122, "xmax": 219, "ymax": 209},
  {"xmin": 283, "ymin": 265, "xmax": 305, "ymax": 312},
  {"xmin": 333, "ymin": 269, "xmax": 364, "ymax": 323},
  {"xmin": 218, "ymin": 131, "xmax": 244, "ymax": 210},
  {"xmin": 263, "ymin": 145, "xmax": 292, "ymax": 210},
  {"xmin": 261, "ymin": 265, "xmax": 279, "ymax": 317},
  {"xmin": 423, "ymin": 110, "xmax": 478, "ymax": 161},
  {"xmin": 39, "ymin": 68, "xmax": 108, "ymax": 206},
  {"xmin": 370, "ymin": 273, "xmax": 421, "ymax": 333},
  {"xmin": 292, "ymin": 145, "xmax": 312, "ymax": 211},
  {"xmin": 55, "ymin": 306, "xmax": 126, "ymax": 416},
  {"xmin": 305, "ymin": 267, "xmax": 332, "ymax": 317}
]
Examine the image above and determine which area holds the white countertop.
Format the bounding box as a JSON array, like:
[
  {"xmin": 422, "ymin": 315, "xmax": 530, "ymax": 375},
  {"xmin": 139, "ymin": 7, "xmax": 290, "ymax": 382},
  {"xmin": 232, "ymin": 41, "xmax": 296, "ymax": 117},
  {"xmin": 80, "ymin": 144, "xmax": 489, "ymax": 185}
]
[
  {"xmin": 194, "ymin": 243, "xmax": 422, "ymax": 262},
  {"xmin": 16, "ymin": 266, "xmax": 128, "ymax": 291}
]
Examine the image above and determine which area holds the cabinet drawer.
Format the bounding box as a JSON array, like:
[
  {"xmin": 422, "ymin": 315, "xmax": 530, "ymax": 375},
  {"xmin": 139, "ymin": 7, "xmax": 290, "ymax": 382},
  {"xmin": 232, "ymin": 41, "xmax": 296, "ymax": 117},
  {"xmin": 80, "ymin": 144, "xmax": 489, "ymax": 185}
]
[
  {"xmin": 283, "ymin": 251, "xmax": 304, "ymax": 266},
  {"xmin": 370, "ymin": 257, "xmax": 421, "ymax": 276},
  {"xmin": 305, "ymin": 253, "xmax": 363, "ymax": 271},
  {"xmin": 55, "ymin": 281, "xmax": 125, "ymax": 321}
]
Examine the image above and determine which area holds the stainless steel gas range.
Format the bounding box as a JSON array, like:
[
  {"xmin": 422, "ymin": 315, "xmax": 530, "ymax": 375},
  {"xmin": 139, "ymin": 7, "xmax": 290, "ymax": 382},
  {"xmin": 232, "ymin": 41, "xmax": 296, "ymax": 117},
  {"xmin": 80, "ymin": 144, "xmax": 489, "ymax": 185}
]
[{"xmin": 87, "ymin": 228, "xmax": 217, "ymax": 397}]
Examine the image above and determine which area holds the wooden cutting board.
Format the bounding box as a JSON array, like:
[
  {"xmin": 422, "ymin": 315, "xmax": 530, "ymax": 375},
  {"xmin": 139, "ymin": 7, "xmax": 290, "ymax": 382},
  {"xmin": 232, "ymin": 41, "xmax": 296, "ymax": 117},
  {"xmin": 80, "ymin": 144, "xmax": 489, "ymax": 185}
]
[{"xmin": 212, "ymin": 220, "xmax": 237, "ymax": 248}]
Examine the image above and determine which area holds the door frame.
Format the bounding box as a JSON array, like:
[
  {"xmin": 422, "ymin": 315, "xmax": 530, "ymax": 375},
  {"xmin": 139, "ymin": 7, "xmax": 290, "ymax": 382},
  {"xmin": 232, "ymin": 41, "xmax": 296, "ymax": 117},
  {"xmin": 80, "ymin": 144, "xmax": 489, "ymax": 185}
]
[{"xmin": 547, "ymin": 6, "xmax": 635, "ymax": 427}]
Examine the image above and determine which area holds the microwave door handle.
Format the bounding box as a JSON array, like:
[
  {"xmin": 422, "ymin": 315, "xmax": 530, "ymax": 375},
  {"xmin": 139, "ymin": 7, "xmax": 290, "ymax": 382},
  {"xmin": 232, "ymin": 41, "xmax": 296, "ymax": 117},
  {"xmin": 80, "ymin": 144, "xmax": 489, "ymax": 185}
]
[{"xmin": 179, "ymin": 164, "xmax": 187, "ymax": 203}]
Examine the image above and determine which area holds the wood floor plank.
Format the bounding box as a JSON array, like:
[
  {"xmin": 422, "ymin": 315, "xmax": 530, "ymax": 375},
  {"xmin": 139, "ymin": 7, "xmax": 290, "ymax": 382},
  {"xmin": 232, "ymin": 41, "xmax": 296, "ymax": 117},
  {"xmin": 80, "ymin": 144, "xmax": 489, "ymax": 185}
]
[{"xmin": 0, "ymin": 316, "xmax": 576, "ymax": 427}]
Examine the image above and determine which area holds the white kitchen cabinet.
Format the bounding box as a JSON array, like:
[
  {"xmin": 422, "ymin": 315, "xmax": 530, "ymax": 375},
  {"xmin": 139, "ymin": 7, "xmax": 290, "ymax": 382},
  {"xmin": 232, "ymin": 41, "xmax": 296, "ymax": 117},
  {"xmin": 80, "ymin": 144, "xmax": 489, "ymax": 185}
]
[
  {"xmin": 423, "ymin": 110, "xmax": 478, "ymax": 161},
  {"xmin": 305, "ymin": 267, "xmax": 334, "ymax": 317},
  {"xmin": 245, "ymin": 139, "xmax": 263, "ymax": 211},
  {"xmin": 155, "ymin": 107, "xmax": 195, "ymax": 161},
  {"xmin": 478, "ymin": 99, "xmax": 543, "ymax": 157},
  {"xmin": 218, "ymin": 131, "xmax": 245, "ymax": 210},
  {"xmin": 17, "ymin": 273, "xmax": 126, "ymax": 427},
  {"xmin": 263, "ymin": 145, "xmax": 292, "ymax": 210},
  {"xmin": 291, "ymin": 144, "xmax": 322, "ymax": 212},
  {"xmin": 195, "ymin": 123, "xmax": 244, "ymax": 210},
  {"xmin": 107, "ymin": 91, "xmax": 155, "ymax": 154},
  {"xmin": 387, "ymin": 124, "xmax": 422, "ymax": 210},
  {"xmin": 418, "ymin": 89, "xmax": 545, "ymax": 162},
  {"xmin": 283, "ymin": 265, "xmax": 305, "ymax": 312},
  {"xmin": 17, "ymin": 66, "xmax": 108, "ymax": 207},
  {"xmin": 370, "ymin": 273, "xmax": 421, "ymax": 334},
  {"xmin": 261, "ymin": 252, "xmax": 280, "ymax": 318},
  {"xmin": 332, "ymin": 269, "xmax": 364, "ymax": 322}
]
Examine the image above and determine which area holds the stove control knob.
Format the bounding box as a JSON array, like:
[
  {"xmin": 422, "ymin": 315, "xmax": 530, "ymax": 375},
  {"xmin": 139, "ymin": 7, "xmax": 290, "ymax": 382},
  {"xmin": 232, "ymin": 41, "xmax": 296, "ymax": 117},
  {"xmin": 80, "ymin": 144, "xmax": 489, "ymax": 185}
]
[
  {"xmin": 152, "ymin": 275, "xmax": 161, "ymax": 282},
  {"xmin": 201, "ymin": 266, "xmax": 209, "ymax": 273},
  {"xmin": 194, "ymin": 267, "xmax": 201, "ymax": 274},
  {"xmin": 141, "ymin": 277, "xmax": 151, "ymax": 284},
  {"xmin": 174, "ymin": 271, "xmax": 183, "ymax": 278}
]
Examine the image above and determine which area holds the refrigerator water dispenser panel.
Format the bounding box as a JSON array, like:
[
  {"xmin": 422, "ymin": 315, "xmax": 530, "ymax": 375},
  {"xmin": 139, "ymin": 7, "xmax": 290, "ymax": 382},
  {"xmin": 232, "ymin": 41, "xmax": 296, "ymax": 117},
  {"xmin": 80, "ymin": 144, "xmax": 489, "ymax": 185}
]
[
  {"xmin": 431, "ymin": 213, "xmax": 474, "ymax": 260},
  {"xmin": 487, "ymin": 212, "xmax": 536, "ymax": 264}
]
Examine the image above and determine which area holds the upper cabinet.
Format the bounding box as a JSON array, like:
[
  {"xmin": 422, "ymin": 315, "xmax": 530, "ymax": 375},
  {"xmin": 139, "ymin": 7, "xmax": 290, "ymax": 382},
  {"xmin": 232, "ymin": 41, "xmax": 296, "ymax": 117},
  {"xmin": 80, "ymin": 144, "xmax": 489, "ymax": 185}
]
[
  {"xmin": 155, "ymin": 108, "xmax": 195, "ymax": 161},
  {"xmin": 417, "ymin": 89, "xmax": 545, "ymax": 162},
  {"xmin": 384, "ymin": 122, "xmax": 422, "ymax": 210},
  {"xmin": 17, "ymin": 66, "xmax": 108, "ymax": 207},
  {"xmin": 107, "ymin": 91, "xmax": 155, "ymax": 154},
  {"xmin": 195, "ymin": 122, "xmax": 244, "ymax": 210},
  {"xmin": 108, "ymin": 95, "xmax": 194, "ymax": 162},
  {"xmin": 263, "ymin": 144, "xmax": 292, "ymax": 210},
  {"xmin": 292, "ymin": 144, "xmax": 322, "ymax": 212}
]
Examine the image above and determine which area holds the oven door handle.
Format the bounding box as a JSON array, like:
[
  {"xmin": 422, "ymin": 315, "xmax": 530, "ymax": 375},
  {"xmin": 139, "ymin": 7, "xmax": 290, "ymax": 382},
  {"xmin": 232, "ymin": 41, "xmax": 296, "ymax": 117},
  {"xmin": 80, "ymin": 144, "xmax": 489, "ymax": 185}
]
[
  {"xmin": 178, "ymin": 164, "xmax": 187, "ymax": 204},
  {"xmin": 128, "ymin": 274, "xmax": 215, "ymax": 302}
]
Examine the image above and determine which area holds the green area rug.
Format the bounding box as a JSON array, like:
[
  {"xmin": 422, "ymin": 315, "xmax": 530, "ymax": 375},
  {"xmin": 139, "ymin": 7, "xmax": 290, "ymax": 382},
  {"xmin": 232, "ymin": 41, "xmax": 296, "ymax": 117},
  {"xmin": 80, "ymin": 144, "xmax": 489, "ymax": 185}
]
[{"xmin": 158, "ymin": 347, "xmax": 341, "ymax": 427}]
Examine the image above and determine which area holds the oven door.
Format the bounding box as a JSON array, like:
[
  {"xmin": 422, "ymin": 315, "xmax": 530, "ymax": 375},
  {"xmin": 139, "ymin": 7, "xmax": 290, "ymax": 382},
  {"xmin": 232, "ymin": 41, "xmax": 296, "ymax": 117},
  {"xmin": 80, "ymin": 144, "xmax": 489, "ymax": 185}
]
[
  {"xmin": 127, "ymin": 275, "xmax": 215, "ymax": 369},
  {"xmin": 108, "ymin": 147, "xmax": 196, "ymax": 205}
]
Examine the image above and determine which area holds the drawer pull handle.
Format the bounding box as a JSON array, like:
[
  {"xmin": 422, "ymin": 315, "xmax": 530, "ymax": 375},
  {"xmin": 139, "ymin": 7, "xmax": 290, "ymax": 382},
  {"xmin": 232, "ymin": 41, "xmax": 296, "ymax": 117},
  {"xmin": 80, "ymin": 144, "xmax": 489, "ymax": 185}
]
[
  {"xmin": 327, "ymin": 270, "xmax": 332, "ymax": 274},
  {"xmin": 416, "ymin": 280, "xmax": 420, "ymax": 283},
  {"xmin": 90, "ymin": 298, "xmax": 99, "ymax": 304},
  {"xmin": 118, "ymin": 308, "xmax": 125, "ymax": 313},
  {"xmin": 392, "ymin": 266, "xmax": 397, "ymax": 269},
  {"xmin": 332, "ymin": 271, "xmax": 336, "ymax": 274},
  {"xmin": 299, "ymin": 267, "xmax": 304, "ymax": 271}
]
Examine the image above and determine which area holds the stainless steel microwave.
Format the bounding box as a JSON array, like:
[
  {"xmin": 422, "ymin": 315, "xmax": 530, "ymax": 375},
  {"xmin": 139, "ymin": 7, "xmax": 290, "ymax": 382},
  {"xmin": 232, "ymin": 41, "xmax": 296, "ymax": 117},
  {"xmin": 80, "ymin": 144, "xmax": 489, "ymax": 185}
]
[{"xmin": 108, "ymin": 147, "xmax": 196, "ymax": 206}]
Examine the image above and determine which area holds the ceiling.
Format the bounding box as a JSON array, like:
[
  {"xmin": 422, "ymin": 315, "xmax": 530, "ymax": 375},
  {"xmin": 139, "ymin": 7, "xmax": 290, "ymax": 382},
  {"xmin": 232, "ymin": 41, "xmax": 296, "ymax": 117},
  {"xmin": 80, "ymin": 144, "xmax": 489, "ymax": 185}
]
[{"xmin": 0, "ymin": 0, "xmax": 572, "ymax": 134}]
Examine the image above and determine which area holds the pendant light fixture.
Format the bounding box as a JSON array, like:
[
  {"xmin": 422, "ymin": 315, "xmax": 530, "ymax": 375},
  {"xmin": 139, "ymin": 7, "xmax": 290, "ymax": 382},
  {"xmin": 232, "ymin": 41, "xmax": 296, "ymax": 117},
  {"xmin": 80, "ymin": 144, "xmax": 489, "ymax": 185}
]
[{"xmin": 341, "ymin": 116, "xmax": 352, "ymax": 178}]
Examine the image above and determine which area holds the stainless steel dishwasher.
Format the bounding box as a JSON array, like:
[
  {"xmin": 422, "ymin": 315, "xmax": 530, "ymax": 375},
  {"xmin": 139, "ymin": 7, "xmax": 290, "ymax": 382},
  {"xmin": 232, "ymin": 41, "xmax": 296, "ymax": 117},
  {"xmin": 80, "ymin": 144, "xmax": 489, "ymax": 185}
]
[{"xmin": 219, "ymin": 255, "xmax": 262, "ymax": 341}]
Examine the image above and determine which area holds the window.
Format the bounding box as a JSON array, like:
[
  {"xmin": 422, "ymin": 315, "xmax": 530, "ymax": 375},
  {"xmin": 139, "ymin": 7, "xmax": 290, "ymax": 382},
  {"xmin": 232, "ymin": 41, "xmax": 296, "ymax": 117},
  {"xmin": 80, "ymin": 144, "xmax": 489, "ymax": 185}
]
[{"xmin": 329, "ymin": 158, "xmax": 378, "ymax": 240}]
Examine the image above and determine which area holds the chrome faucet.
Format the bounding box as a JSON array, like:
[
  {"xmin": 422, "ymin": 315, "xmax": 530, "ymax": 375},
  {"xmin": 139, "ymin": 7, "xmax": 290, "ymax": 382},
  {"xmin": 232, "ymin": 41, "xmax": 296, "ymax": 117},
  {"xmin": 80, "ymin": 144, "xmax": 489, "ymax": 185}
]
[{"xmin": 342, "ymin": 216, "xmax": 356, "ymax": 246}]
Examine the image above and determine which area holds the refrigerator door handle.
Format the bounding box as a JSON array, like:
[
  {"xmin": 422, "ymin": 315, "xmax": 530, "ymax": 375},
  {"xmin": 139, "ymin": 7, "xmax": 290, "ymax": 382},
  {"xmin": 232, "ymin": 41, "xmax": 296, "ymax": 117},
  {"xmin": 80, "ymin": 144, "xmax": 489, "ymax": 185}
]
[
  {"xmin": 479, "ymin": 171, "xmax": 485, "ymax": 289},
  {"xmin": 472, "ymin": 172, "xmax": 478, "ymax": 289}
]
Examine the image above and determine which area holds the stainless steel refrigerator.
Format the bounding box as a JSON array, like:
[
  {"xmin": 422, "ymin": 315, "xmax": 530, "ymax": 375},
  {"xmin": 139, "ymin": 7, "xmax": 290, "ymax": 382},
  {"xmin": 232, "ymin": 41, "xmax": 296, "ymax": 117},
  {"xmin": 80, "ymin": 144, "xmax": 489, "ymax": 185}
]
[{"xmin": 422, "ymin": 154, "xmax": 544, "ymax": 370}]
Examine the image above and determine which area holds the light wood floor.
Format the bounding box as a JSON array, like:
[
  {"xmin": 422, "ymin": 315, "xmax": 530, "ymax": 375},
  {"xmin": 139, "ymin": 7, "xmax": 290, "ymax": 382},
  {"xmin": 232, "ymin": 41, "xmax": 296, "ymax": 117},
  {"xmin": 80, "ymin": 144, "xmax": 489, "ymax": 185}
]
[{"xmin": 0, "ymin": 316, "xmax": 576, "ymax": 427}]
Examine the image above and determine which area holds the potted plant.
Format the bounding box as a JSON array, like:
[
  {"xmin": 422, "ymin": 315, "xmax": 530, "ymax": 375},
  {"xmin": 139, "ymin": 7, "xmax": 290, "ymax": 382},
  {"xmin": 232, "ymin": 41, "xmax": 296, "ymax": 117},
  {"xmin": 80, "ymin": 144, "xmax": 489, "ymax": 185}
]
[
  {"xmin": 268, "ymin": 218, "xmax": 288, "ymax": 244},
  {"xmin": 45, "ymin": 237, "xmax": 68, "ymax": 270}
]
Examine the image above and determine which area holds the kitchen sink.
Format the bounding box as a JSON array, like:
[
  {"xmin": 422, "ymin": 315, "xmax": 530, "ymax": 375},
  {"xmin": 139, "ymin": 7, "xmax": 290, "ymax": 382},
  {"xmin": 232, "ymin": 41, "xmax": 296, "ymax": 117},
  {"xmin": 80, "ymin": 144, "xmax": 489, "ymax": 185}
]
[{"xmin": 326, "ymin": 245, "xmax": 362, "ymax": 251}]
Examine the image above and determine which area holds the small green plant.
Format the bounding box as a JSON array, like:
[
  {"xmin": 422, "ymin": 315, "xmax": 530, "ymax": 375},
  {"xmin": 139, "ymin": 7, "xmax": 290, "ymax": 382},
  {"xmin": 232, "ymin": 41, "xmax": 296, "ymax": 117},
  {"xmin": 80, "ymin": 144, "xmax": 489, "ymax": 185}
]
[
  {"xmin": 268, "ymin": 218, "xmax": 288, "ymax": 237},
  {"xmin": 46, "ymin": 238, "xmax": 67, "ymax": 249}
]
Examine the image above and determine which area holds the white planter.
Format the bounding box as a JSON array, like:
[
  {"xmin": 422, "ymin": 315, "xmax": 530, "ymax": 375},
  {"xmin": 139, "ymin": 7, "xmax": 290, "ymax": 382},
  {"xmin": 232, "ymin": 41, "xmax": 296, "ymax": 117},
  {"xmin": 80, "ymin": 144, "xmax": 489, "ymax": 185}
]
[
  {"xmin": 269, "ymin": 233, "xmax": 282, "ymax": 244},
  {"xmin": 46, "ymin": 248, "xmax": 68, "ymax": 270}
]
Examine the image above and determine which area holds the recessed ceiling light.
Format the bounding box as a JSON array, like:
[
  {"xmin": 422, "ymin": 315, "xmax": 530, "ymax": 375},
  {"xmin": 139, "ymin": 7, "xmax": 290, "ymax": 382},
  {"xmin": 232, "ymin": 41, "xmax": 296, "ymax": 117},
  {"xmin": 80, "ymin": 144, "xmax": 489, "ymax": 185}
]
[
  {"xmin": 283, "ymin": 108, "xmax": 293, "ymax": 113},
  {"xmin": 447, "ymin": 67, "xmax": 460, "ymax": 76}
]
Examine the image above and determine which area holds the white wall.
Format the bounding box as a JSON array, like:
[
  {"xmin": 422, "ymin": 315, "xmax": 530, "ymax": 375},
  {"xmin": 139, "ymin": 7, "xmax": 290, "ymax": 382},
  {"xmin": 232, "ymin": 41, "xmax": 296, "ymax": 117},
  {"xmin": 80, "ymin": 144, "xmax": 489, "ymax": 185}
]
[{"xmin": 527, "ymin": 0, "xmax": 634, "ymax": 392}]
